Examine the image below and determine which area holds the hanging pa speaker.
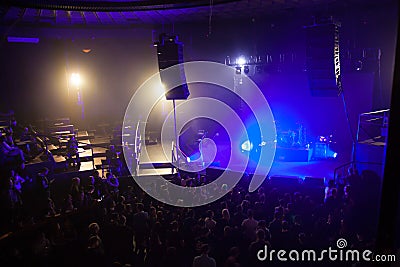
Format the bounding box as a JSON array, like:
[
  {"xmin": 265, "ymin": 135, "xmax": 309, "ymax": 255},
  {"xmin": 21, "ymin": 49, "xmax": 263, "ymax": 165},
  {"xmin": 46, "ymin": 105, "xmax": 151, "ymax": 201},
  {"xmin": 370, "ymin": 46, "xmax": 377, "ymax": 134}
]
[
  {"xmin": 305, "ymin": 24, "xmax": 341, "ymax": 97},
  {"xmin": 156, "ymin": 34, "xmax": 190, "ymax": 100}
]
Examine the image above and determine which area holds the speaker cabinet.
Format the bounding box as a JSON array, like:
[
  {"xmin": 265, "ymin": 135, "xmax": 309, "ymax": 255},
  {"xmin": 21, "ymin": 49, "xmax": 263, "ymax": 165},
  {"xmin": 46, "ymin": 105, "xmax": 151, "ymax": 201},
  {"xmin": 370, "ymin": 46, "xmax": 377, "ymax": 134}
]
[
  {"xmin": 156, "ymin": 34, "xmax": 190, "ymax": 100},
  {"xmin": 306, "ymin": 24, "xmax": 341, "ymax": 97}
]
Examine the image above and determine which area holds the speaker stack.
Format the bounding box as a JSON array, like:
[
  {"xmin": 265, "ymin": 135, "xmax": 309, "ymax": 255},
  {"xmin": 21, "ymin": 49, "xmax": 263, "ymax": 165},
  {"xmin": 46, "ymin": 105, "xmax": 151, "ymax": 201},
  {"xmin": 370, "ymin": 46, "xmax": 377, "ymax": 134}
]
[
  {"xmin": 156, "ymin": 34, "xmax": 190, "ymax": 100},
  {"xmin": 305, "ymin": 23, "xmax": 341, "ymax": 97}
]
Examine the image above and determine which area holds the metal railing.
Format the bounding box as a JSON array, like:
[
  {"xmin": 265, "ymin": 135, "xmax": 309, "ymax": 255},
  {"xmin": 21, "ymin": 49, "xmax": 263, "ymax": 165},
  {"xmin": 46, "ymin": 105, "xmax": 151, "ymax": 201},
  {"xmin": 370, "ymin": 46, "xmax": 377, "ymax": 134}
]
[
  {"xmin": 132, "ymin": 120, "xmax": 142, "ymax": 176},
  {"xmin": 356, "ymin": 109, "xmax": 390, "ymax": 144},
  {"xmin": 321, "ymin": 110, "xmax": 390, "ymax": 185}
]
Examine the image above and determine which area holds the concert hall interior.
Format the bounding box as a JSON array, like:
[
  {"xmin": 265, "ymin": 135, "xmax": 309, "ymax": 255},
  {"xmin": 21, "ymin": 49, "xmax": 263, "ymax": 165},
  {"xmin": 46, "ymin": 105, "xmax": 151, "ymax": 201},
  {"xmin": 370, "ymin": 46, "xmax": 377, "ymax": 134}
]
[{"xmin": 0, "ymin": 0, "xmax": 399, "ymax": 266}]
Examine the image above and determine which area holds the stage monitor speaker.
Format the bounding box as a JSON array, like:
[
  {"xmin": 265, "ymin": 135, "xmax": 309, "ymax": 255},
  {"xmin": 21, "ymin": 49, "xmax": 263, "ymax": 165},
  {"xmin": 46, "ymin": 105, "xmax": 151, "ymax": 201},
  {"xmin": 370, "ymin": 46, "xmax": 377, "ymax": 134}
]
[
  {"xmin": 306, "ymin": 23, "xmax": 341, "ymax": 97},
  {"xmin": 156, "ymin": 34, "xmax": 190, "ymax": 100}
]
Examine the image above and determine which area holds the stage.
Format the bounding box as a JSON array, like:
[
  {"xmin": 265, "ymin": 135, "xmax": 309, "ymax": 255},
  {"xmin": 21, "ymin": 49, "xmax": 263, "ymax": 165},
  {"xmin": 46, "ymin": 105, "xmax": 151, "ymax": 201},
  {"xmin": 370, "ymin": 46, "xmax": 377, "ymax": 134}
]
[{"xmin": 138, "ymin": 143, "xmax": 349, "ymax": 181}]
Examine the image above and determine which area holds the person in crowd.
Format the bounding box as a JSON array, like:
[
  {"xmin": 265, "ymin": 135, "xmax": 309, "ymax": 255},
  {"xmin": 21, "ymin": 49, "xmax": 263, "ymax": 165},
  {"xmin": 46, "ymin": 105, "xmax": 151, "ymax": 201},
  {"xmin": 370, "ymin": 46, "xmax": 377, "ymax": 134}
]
[
  {"xmin": 0, "ymin": 177, "xmax": 21, "ymax": 228},
  {"xmin": 36, "ymin": 167, "xmax": 53, "ymax": 198},
  {"xmin": 324, "ymin": 179, "xmax": 336, "ymax": 202},
  {"xmin": 18, "ymin": 127, "xmax": 40, "ymax": 159},
  {"xmin": 10, "ymin": 169, "xmax": 25, "ymax": 195},
  {"xmin": 70, "ymin": 177, "xmax": 82, "ymax": 207},
  {"xmin": 88, "ymin": 222, "xmax": 100, "ymax": 236},
  {"xmin": 84, "ymin": 235, "xmax": 106, "ymax": 267},
  {"xmin": 133, "ymin": 202, "xmax": 149, "ymax": 254},
  {"xmin": 192, "ymin": 244, "xmax": 216, "ymax": 267},
  {"xmin": 241, "ymin": 209, "xmax": 258, "ymax": 244},
  {"xmin": 106, "ymin": 144, "xmax": 122, "ymax": 175},
  {"xmin": 224, "ymin": 246, "xmax": 240, "ymax": 267},
  {"xmin": 66, "ymin": 135, "xmax": 80, "ymax": 167},
  {"xmin": 217, "ymin": 208, "xmax": 231, "ymax": 236},
  {"xmin": 0, "ymin": 134, "xmax": 25, "ymax": 169},
  {"xmin": 106, "ymin": 172, "xmax": 120, "ymax": 196},
  {"xmin": 63, "ymin": 194, "xmax": 75, "ymax": 213},
  {"xmin": 36, "ymin": 167, "xmax": 54, "ymax": 217},
  {"xmin": 205, "ymin": 210, "xmax": 217, "ymax": 232},
  {"xmin": 145, "ymin": 231, "xmax": 164, "ymax": 267},
  {"xmin": 268, "ymin": 211, "xmax": 283, "ymax": 247},
  {"xmin": 232, "ymin": 204, "xmax": 246, "ymax": 227},
  {"xmin": 248, "ymin": 229, "xmax": 271, "ymax": 267}
]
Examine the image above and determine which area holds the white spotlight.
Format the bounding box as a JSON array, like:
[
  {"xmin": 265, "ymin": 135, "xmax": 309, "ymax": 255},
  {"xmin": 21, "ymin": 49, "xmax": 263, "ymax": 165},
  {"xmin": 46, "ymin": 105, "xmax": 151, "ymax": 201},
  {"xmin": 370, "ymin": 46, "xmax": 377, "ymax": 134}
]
[
  {"xmin": 70, "ymin": 73, "xmax": 81, "ymax": 88},
  {"xmin": 236, "ymin": 56, "xmax": 246, "ymax": 66}
]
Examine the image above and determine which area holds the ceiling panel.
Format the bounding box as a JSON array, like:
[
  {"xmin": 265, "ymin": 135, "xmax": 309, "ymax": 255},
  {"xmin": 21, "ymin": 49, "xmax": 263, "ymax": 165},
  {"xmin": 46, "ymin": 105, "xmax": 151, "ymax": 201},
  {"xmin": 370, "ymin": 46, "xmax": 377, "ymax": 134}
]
[
  {"xmin": 83, "ymin": 11, "xmax": 100, "ymax": 24},
  {"xmin": 22, "ymin": 8, "xmax": 39, "ymax": 23},
  {"xmin": 0, "ymin": 0, "xmax": 395, "ymax": 27},
  {"xmin": 70, "ymin": 11, "xmax": 84, "ymax": 25},
  {"xmin": 55, "ymin": 10, "xmax": 70, "ymax": 24},
  {"xmin": 96, "ymin": 11, "xmax": 113, "ymax": 24},
  {"xmin": 108, "ymin": 11, "xmax": 126, "ymax": 24}
]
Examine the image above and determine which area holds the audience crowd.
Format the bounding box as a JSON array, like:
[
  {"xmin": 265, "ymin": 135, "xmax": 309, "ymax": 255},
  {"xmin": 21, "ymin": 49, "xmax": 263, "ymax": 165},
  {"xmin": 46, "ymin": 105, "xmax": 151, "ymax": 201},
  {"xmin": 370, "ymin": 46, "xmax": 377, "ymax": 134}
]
[{"xmin": 0, "ymin": 116, "xmax": 383, "ymax": 267}]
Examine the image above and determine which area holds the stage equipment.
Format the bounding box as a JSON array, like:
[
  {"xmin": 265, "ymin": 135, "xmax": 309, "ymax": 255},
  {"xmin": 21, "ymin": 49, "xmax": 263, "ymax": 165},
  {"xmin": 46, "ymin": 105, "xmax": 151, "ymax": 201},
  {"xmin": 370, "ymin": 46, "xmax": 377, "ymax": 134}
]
[
  {"xmin": 235, "ymin": 66, "xmax": 241, "ymax": 74},
  {"xmin": 305, "ymin": 22, "xmax": 342, "ymax": 96},
  {"xmin": 276, "ymin": 123, "xmax": 307, "ymax": 148},
  {"xmin": 243, "ymin": 65, "xmax": 250, "ymax": 74},
  {"xmin": 155, "ymin": 34, "xmax": 189, "ymax": 100},
  {"xmin": 154, "ymin": 33, "xmax": 190, "ymax": 172},
  {"xmin": 313, "ymin": 134, "xmax": 337, "ymax": 159}
]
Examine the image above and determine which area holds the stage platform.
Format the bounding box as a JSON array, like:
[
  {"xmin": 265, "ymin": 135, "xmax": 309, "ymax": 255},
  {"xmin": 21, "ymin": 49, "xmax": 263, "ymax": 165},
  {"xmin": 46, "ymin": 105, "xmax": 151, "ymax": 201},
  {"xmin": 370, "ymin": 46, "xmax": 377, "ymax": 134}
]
[{"xmin": 138, "ymin": 143, "xmax": 349, "ymax": 181}]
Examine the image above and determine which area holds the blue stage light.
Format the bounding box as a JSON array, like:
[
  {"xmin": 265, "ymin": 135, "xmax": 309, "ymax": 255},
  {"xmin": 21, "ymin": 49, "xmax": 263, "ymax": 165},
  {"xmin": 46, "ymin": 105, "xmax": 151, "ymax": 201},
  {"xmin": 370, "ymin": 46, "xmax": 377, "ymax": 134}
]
[
  {"xmin": 187, "ymin": 152, "xmax": 201, "ymax": 162},
  {"xmin": 326, "ymin": 148, "xmax": 338, "ymax": 159}
]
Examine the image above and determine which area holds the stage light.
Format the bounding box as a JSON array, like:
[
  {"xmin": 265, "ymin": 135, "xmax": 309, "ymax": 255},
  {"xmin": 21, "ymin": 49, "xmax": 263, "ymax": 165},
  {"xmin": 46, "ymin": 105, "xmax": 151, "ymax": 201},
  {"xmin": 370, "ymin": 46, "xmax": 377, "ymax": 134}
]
[
  {"xmin": 82, "ymin": 48, "xmax": 91, "ymax": 53},
  {"xmin": 241, "ymin": 140, "xmax": 253, "ymax": 152},
  {"xmin": 355, "ymin": 60, "xmax": 363, "ymax": 71},
  {"xmin": 186, "ymin": 152, "xmax": 201, "ymax": 163},
  {"xmin": 235, "ymin": 66, "xmax": 242, "ymax": 74},
  {"xmin": 326, "ymin": 148, "xmax": 338, "ymax": 159},
  {"xmin": 244, "ymin": 65, "xmax": 250, "ymax": 74},
  {"xmin": 236, "ymin": 56, "xmax": 246, "ymax": 66},
  {"xmin": 70, "ymin": 73, "xmax": 81, "ymax": 88}
]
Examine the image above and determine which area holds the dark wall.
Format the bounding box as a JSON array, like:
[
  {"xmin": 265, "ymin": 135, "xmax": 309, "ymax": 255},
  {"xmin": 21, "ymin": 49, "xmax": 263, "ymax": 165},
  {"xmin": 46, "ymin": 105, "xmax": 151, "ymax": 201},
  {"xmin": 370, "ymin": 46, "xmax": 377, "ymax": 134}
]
[{"xmin": 0, "ymin": 28, "xmax": 158, "ymax": 126}]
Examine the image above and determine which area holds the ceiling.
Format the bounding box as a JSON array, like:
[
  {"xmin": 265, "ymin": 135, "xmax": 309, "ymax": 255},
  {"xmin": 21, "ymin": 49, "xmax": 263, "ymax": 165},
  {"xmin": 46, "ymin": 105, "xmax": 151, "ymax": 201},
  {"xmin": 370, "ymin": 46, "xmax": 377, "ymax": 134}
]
[{"xmin": 0, "ymin": 0, "xmax": 394, "ymax": 27}]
